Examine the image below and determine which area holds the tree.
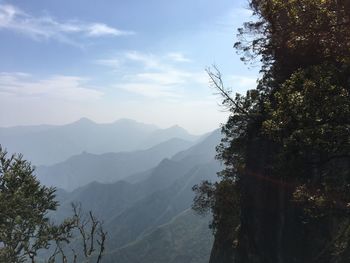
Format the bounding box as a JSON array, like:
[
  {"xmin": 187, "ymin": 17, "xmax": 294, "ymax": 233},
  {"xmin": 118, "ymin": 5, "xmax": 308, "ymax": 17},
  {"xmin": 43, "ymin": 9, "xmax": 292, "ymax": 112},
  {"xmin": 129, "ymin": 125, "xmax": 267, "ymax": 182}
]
[
  {"xmin": 48, "ymin": 203, "xmax": 107, "ymax": 263},
  {"xmin": 233, "ymin": 0, "xmax": 350, "ymax": 216},
  {"xmin": 194, "ymin": 1, "xmax": 350, "ymax": 262},
  {"xmin": 0, "ymin": 146, "xmax": 61, "ymax": 262},
  {"xmin": 0, "ymin": 146, "xmax": 107, "ymax": 262}
]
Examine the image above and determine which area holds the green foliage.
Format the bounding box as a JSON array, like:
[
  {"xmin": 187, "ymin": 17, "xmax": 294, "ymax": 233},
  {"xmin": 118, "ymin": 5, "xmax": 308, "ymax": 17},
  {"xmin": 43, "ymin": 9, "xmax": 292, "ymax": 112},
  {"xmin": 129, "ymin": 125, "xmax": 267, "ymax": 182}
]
[
  {"xmin": 193, "ymin": 179, "xmax": 240, "ymax": 232},
  {"xmin": 263, "ymin": 63, "xmax": 350, "ymax": 182},
  {"xmin": 192, "ymin": 181, "xmax": 216, "ymax": 216},
  {"xmin": 214, "ymin": 0, "xmax": 350, "ymax": 218},
  {"xmin": 0, "ymin": 146, "xmax": 107, "ymax": 263},
  {"xmin": 236, "ymin": 0, "xmax": 350, "ymax": 76},
  {"xmin": 196, "ymin": 0, "xmax": 350, "ymax": 261},
  {"xmin": 263, "ymin": 64, "xmax": 349, "ymax": 150},
  {"xmin": 0, "ymin": 146, "xmax": 62, "ymax": 262}
]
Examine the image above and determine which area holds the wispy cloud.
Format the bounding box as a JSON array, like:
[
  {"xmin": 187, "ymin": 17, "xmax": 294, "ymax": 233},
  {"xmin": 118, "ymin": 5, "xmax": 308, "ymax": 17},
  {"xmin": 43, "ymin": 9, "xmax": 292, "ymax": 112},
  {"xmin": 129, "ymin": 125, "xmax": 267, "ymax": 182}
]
[
  {"xmin": 86, "ymin": 23, "xmax": 133, "ymax": 37},
  {"xmin": 117, "ymin": 83, "xmax": 182, "ymax": 98},
  {"xmin": 0, "ymin": 4, "xmax": 134, "ymax": 45},
  {"xmin": 99, "ymin": 51, "xmax": 207, "ymax": 98},
  {"xmin": 116, "ymin": 71, "xmax": 208, "ymax": 99},
  {"xmin": 95, "ymin": 58, "xmax": 121, "ymax": 68},
  {"xmin": 0, "ymin": 72, "xmax": 103, "ymax": 100},
  {"xmin": 96, "ymin": 51, "xmax": 257, "ymax": 98},
  {"xmin": 130, "ymin": 71, "xmax": 192, "ymax": 85},
  {"xmin": 124, "ymin": 51, "xmax": 162, "ymax": 69},
  {"xmin": 167, "ymin": 52, "xmax": 192, "ymax": 63},
  {"xmin": 98, "ymin": 51, "xmax": 192, "ymax": 70}
]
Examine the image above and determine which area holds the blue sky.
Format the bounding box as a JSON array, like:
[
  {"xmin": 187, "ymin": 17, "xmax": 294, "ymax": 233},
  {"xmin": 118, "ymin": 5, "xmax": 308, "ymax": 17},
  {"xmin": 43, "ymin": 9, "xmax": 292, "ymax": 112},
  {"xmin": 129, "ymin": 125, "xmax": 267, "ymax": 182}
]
[{"xmin": 0, "ymin": 0, "xmax": 259, "ymax": 134}]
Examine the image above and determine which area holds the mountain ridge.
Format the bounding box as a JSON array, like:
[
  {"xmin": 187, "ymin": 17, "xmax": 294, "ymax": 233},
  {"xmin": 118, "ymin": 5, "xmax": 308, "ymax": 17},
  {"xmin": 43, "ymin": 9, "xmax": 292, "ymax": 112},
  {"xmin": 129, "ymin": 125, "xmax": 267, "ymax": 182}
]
[
  {"xmin": 0, "ymin": 118, "xmax": 200, "ymax": 165},
  {"xmin": 36, "ymin": 137, "xmax": 194, "ymax": 191}
]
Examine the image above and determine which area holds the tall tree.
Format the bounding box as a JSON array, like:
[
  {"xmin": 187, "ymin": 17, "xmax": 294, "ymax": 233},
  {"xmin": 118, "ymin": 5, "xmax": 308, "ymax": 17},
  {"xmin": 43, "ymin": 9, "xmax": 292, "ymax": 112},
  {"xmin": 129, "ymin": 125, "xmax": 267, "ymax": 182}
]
[
  {"xmin": 0, "ymin": 146, "xmax": 63, "ymax": 262},
  {"xmin": 194, "ymin": 1, "xmax": 350, "ymax": 262},
  {"xmin": 0, "ymin": 146, "xmax": 107, "ymax": 262}
]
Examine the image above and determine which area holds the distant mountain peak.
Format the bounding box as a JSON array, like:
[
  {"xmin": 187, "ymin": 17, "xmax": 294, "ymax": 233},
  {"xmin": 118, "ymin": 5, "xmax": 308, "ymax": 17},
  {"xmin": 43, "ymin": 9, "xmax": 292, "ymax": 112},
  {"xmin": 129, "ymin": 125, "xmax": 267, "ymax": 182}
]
[
  {"xmin": 114, "ymin": 118, "xmax": 137, "ymax": 124},
  {"xmin": 160, "ymin": 125, "xmax": 191, "ymax": 136},
  {"xmin": 73, "ymin": 117, "xmax": 95, "ymax": 125},
  {"xmin": 168, "ymin": 124, "xmax": 183, "ymax": 130},
  {"xmin": 1, "ymin": 117, "xmax": 199, "ymax": 165}
]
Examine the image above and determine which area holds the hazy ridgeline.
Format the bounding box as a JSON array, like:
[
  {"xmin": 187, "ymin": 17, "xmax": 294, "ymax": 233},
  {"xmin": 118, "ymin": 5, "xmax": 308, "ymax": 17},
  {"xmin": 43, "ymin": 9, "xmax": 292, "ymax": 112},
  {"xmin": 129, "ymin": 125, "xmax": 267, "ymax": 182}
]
[
  {"xmin": 1, "ymin": 119, "xmax": 221, "ymax": 263},
  {"xmin": 0, "ymin": 118, "xmax": 198, "ymax": 166},
  {"xmin": 2, "ymin": 0, "xmax": 349, "ymax": 262}
]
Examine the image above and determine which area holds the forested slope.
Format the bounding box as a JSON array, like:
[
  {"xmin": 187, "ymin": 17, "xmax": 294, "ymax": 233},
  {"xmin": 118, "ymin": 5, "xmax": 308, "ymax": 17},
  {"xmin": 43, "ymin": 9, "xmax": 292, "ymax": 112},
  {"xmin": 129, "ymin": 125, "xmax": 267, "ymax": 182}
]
[{"xmin": 196, "ymin": 1, "xmax": 350, "ymax": 262}]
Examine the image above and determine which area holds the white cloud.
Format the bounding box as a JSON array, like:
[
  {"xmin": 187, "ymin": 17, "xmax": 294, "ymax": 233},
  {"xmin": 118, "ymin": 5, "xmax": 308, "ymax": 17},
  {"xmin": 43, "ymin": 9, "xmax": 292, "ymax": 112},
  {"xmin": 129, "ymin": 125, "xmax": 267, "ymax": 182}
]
[
  {"xmin": 96, "ymin": 51, "xmax": 209, "ymax": 98},
  {"xmin": 118, "ymin": 68, "xmax": 209, "ymax": 98},
  {"xmin": 99, "ymin": 51, "xmax": 191, "ymax": 70},
  {"xmin": 124, "ymin": 51, "xmax": 162, "ymax": 69},
  {"xmin": 0, "ymin": 4, "xmax": 134, "ymax": 45},
  {"xmin": 96, "ymin": 51, "xmax": 257, "ymax": 99},
  {"xmin": 117, "ymin": 83, "xmax": 181, "ymax": 98},
  {"xmin": 132, "ymin": 70, "xmax": 208, "ymax": 86},
  {"xmin": 118, "ymin": 69, "xmax": 209, "ymax": 98},
  {"xmin": 131, "ymin": 70, "xmax": 191, "ymax": 85},
  {"xmin": 167, "ymin": 52, "xmax": 192, "ymax": 63},
  {"xmin": 95, "ymin": 58, "xmax": 121, "ymax": 68},
  {"xmin": 86, "ymin": 23, "xmax": 134, "ymax": 37},
  {"xmin": 98, "ymin": 51, "xmax": 194, "ymax": 70},
  {"xmin": 0, "ymin": 72, "xmax": 103, "ymax": 101}
]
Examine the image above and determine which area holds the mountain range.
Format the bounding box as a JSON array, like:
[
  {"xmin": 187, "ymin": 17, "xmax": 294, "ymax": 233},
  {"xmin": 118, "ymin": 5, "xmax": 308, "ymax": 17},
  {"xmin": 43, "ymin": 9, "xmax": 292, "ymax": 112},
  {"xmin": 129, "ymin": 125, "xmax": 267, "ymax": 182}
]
[
  {"xmin": 36, "ymin": 137, "xmax": 193, "ymax": 191},
  {"xmin": 1, "ymin": 119, "xmax": 222, "ymax": 263},
  {"xmin": 50, "ymin": 129, "xmax": 222, "ymax": 263},
  {"xmin": 0, "ymin": 118, "xmax": 198, "ymax": 165}
]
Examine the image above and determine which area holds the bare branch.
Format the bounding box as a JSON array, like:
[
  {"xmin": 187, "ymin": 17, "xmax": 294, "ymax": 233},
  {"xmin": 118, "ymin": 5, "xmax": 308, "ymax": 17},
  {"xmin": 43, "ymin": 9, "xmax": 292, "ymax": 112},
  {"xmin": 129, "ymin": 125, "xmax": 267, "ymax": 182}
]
[
  {"xmin": 48, "ymin": 202, "xmax": 107, "ymax": 263},
  {"xmin": 96, "ymin": 225, "xmax": 107, "ymax": 263},
  {"xmin": 88, "ymin": 211, "xmax": 98, "ymax": 256},
  {"xmin": 206, "ymin": 65, "xmax": 251, "ymax": 116}
]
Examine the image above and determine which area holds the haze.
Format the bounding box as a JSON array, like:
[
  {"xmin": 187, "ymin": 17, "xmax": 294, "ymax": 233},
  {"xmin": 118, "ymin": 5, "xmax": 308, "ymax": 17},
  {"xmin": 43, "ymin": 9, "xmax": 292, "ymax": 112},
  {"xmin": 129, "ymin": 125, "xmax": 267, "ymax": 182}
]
[{"xmin": 0, "ymin": 0, "xmax": 258, "ymax": 134}]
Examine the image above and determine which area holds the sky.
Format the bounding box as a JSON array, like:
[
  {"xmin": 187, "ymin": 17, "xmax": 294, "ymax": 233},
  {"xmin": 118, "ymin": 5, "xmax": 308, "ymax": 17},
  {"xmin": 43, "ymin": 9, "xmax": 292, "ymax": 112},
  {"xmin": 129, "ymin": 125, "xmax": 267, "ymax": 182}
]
[{"xmin": 0, "ymin": 0, "xmax": 259, "ymax": 134}]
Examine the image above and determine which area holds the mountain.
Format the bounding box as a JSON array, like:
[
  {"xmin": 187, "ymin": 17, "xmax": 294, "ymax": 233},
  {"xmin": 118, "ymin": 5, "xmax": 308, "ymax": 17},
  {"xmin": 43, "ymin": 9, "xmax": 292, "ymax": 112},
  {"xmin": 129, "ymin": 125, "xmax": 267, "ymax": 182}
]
[
  {"xmin": 36, "ymin": 138, "xmax": 193, "ymax": 191},
  {"xmin": 50, "ymin": 129, "xmax": 223, "ymax": 263},
  {"xmin": 172, "ymin": 128, "xmax": 221, "ymax": 163},
  {"xmin": 105, "ymin": 210, "xmax": 213, "ymax": 263},
  {"xmin": 104, "ymin": 161, "xmax": 220, "ymax": 249},
  {"xmin": 140, "ymin": 125, "xmax": 198, "ymax": 149},
  {"xmin": 0, "ymin": 118, "xmax": 199, "ymax": 165}
]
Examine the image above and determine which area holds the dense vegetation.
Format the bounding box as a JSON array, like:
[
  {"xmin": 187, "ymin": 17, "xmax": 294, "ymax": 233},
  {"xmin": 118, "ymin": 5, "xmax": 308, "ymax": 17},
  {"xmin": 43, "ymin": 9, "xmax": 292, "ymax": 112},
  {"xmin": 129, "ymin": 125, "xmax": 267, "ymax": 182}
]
[
  {"xmin": 0, "ymin": 147, "xmax": 106, "ymax": 262},
  {"xmin": 194, "ymin": 1, "xmax": 350, "ymax": 262}
]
